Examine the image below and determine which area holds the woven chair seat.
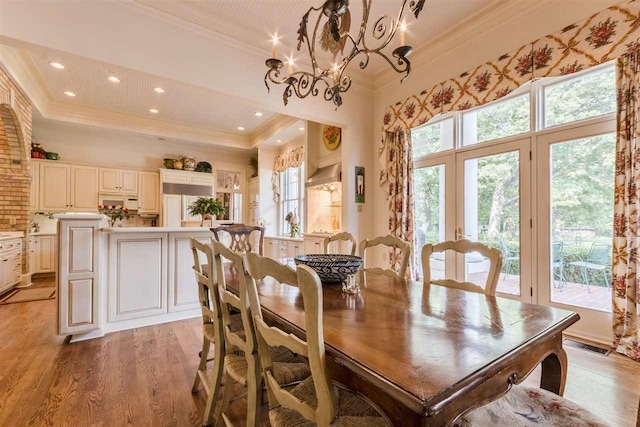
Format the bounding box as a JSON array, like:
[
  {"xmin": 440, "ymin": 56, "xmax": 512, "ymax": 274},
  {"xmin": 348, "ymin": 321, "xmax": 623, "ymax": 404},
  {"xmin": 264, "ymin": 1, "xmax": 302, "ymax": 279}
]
[
  {"xmin": 202, "ymin": 313, "xmax": 243, "ymax": 343},
  {"xmin": 459, "ymin": 385, "xmax": 610, "ymax": 427},
  {"xmin": 269, "ymin": 377, "xmax": 389, "ymax": 427},
  {"xmin": 224, "ymin": 347, "xmax": 310, "ymax": 387}
]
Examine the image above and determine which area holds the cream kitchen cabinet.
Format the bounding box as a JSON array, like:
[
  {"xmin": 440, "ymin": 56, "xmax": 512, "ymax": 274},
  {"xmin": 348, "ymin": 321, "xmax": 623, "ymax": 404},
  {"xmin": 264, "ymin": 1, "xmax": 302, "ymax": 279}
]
[
  {"xmin": 264, "ymin": 237, "xmax": 303, "ymax": 260},
  {"xmin": 29, "ymin": 163, "xmax": 38, "ymax": 211},
  {"xmin": 304, "ymin": 236, "xmax": 325, "ymax": 255},
  {"xmin": 37, "ymin": 163, "xmax": 98, "ymax": 212},
  {"xmin": 162, "ymin": 194, "xmax": 182, "ymax": 227},
  {"xmin": 138, "ymin": 172, "xmax": 159, "ymax": 214},
  {"xmin": 0, "ymin": 238, "xmax": 22, "ymax": 293},
  {"xmin": 286, "ymin": 240, "xmax": 302, "ymax": 258},
  {"xmin": 33, "ymin": 235, "xmax": 56, "ymax": 274},
  {"xmin": 99, "ymin": 168, "xmax": 138, "ymax": 194}
]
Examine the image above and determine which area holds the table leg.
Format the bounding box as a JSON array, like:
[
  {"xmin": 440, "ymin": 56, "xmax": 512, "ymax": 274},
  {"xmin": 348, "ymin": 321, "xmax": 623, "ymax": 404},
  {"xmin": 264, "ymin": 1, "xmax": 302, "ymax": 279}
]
[{"xmin": 540, "ymin": 347, "xmax": 568, "ymax": 396}]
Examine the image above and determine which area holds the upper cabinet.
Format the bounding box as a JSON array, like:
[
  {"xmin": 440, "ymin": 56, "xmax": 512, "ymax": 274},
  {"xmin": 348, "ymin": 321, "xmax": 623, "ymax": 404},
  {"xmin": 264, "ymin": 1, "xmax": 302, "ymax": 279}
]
[
  {"xmin": 138, "ymin": 172, "xmax": 159, "ymax": 214},
  {"xmin": 39, "ymin": 163, "xmax": 98, "ymax": 212},
  {"xmin": 99, "ymin": 168, "xmax": 138, "ymax": 194},
  {"xmin": 215, "ymin": 169, "xmax": 244, "ymax": 223},
  {"xmin": 29, "ymin": 163, "xmax": 39, "ymax": 211}
]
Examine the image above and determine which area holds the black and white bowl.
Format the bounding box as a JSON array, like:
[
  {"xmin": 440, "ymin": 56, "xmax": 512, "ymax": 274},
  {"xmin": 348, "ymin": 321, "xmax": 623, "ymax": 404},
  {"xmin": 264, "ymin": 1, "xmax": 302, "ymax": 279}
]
[{"xmin": 294, "ymin": 254, "xmax": 363, "ymax": 284}]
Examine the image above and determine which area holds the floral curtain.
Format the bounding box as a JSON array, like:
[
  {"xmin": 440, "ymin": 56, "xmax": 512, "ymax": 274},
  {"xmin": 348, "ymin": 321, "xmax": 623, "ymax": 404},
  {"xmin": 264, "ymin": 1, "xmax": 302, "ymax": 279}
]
[
  {"xmin": 272, "ymin": 146, "xmax": 304, "ymax": 203},
  {"xmin": 613, "ymin": 51, "xmax": 640, "ymax": 361},
  {"xmin": 379, "ymin": 129, "xmax": 415, "ymax": 278},
  {"xmin": 383, "ymin": 0, "xmax": 640, "ymax": 133}
]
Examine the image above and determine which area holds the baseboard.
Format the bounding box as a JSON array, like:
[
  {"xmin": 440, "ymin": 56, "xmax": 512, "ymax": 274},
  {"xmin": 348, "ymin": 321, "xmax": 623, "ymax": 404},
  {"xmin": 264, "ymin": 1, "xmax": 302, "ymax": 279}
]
[
  {"xmin": 69, "ymin": 329, "xmax": 105, "ymax": 343},
  {"xmin": 563, "ymin": 331, "xmax": 612, "ymax": 348}
]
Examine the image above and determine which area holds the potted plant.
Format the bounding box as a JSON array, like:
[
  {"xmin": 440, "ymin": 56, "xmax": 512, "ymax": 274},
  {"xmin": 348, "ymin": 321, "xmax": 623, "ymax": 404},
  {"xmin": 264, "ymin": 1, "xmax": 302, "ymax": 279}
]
[
  {"xmin": 188, "ymin": 197, "xmax": 227, "ymax": 227},
  {"xmin": 285, "ymin": 209, "xmax": 300, "ymax": 238},
  {"xmin": 98, "ymin": 205, "xmax": 131, "ymax": 227}
]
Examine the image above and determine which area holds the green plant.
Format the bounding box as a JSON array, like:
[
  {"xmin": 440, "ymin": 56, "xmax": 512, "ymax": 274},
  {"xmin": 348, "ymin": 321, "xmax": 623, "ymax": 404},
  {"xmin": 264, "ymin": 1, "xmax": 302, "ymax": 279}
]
[
  {"xmin": 188, "ymin": 197, "xmax": 226, "ymax": 226},
  {"xmin": 249, "ymin": 156, "xmax": 258, "ymax": 178},
  {"xmin": 98, "ymin": 205, "xmax": 131, "ymax": 227},
  {"xmin": 285, "ymin": 210, "xmax": 300, "ymax": 237}
]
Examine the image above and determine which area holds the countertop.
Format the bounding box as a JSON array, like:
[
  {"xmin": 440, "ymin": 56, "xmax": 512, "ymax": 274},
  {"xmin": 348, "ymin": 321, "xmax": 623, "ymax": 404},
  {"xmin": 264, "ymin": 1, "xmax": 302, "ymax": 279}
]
[
  {"xmin": 303, "ymin": 231, "xmax": 341, "ymax": 237},
  {"xmin": 101, "ymin": 227, "xmax": 213, "ymax": 233},
  {"xmin": 30, "ymin": 232, "xmax": 56, "ymax": 236},
  {"xmin": 264, "ymin": 235, "xmax": 303, "ymax": 242},
  {"xmin": 0, "ymin": 232, "xmax": 24, "ymax": 241}
]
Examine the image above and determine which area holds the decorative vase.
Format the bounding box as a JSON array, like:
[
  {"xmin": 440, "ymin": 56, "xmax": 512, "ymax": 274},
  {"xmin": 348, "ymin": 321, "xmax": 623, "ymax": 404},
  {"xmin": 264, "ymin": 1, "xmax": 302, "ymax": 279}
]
[
  {"xmin": 173, "ymin": 160, "xmax": 183, "ymax": 170},
  {"xmin": 163, "ymin": 158, "xmax": 176, "ymax": 169},
  {"xmin": 181, "ymin": 156, "xmax": 196, "ymax": 171}
]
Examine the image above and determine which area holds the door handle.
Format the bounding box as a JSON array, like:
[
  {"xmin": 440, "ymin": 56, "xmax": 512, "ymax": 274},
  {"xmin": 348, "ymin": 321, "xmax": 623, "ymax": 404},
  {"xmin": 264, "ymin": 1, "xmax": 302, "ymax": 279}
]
[{"xmin": 456, "ymin": 227, "xmax": 466, "ymax": 240}]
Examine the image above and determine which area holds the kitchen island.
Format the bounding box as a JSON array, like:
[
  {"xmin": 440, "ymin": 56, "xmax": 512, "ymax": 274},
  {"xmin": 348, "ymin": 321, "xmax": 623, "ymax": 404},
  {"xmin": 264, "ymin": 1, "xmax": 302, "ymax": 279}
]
[{"xmin": 55, "ymin": 213, "xmax": 211, "ymax": 342}]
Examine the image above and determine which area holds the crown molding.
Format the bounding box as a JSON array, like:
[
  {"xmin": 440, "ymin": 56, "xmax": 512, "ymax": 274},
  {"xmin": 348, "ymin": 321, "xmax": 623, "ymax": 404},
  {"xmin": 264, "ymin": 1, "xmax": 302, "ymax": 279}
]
[
  {"xmin": 374, "ymin": 0, "xmax": 557, "ymax": 90},
  {"xmin": 0, "ymin": 44, "xmax": 51, "ymax": 113},
  {"xmin": 249, "ymin": 114, "xmax": 300, "ymax": 148}
]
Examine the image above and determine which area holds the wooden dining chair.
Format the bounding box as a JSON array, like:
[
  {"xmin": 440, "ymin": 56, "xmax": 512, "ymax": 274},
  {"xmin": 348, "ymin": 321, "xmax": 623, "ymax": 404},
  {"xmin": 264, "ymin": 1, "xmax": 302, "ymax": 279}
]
[
  {"xmin": 211, "ymin": 224, "xmax": 265, "ymax": 255},
  {"xmin": 323, "ymin": 231, "xmax": 356, "ymax": 255},
  {"xmin": 359, "ymin": 234, "xmax": 411, "ymax": 279},
  {"xmin": 190, "ymin": 238, "xmax": 230, "ymax": 426},
  {"xmin": 244, "ymin": 252, "xmax": 391, "ymax": 427},
  {"xmin": 421, "ymin": 239, "xmax": 502, "ymax": 296},
  {"xmin": 211, "ymin": 241, "xmax": 310, "ymax": 427}
]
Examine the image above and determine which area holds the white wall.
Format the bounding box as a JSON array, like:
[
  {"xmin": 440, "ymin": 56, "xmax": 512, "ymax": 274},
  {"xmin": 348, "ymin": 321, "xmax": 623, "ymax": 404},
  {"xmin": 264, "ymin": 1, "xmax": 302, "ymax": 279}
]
[{"xmin": 371, "ymin": 0, "xmax": 621, "ymax": 246}]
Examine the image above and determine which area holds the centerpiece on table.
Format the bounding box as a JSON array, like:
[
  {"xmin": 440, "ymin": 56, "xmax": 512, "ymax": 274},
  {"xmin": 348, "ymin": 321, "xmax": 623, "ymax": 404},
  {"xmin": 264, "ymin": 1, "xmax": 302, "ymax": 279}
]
[
  {"xmin": 98, "ymin": 205, "xmax": 131, "ymax": 227},
  {"xmin": 285, "ymin": 209, "xmax": 300, "ymax": 238},
  {"xmin": 187, "ymin": 197, "xmax": 227, "ymax": 227}
]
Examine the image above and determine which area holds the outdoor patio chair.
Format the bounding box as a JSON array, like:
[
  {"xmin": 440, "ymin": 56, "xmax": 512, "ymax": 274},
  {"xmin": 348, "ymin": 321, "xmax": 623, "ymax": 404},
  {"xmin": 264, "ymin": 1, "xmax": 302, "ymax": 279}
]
[
  {"xmin": 498, "ymin": 237, "xmax": 519, "ymax": 280},
  {"xmin": 552, "ymin": 241, "xmax": 566, "ymax": 291},
  {"xmin": 568, "ymin": 242, "xmax": 611, "ymax": 293}
]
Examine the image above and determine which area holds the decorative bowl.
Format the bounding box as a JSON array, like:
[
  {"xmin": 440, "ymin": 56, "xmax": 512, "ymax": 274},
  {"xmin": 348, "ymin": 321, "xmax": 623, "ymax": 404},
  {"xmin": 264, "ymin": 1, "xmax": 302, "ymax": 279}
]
[
  {"xmin": 181, "ymin": 156, "xmax": 196, "ymax": 171},
  {"xmin": 196, "ymin": 161, "xmax": 212, "ymax": 173},
  {"xmin": 163, "ymin": 158, "xmax": 176, "ymax": 169},
  {"xmin": 45, "ymin": 152, "xmax": 59, "ymax": 160},
  {"xmin": 294, "ymin": 254, "xmax": 363, "ymax": 284}
]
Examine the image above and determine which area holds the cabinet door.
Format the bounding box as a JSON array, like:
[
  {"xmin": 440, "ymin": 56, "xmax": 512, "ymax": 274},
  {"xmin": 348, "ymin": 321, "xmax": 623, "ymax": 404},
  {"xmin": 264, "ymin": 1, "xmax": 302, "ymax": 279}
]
[
  {"xmin": 304, "ymin": 238, "xmax": 324, "ymax": 254},
  {"xmin": 168, "ymin": 233, "xmax": 209, "ymax": 312},
  {"xmin": 162, "ymin": 195, "xmax": 182, "ymax": 227},
  {"xmin": 265, "ymin": 239, "xmax": 278, "ymax": 259},
  {"xmin": 39, "ymin": 163, "xmax": 70, "ymax": 211},
  {"xmin": 99, "ymin": 168, "xmax": 120, "ymax": 193},
  {"xmin": 182, "ymin": 195, "xmax": 200, "ymax": 222},
  {"xmin": 70, "ymin": 166, "xmax": 98, "ymax": 212},
  {"xmin": 138, "ymin": 172, "xmax": 159, "ymax": 213},
  {"xmin": 29, "ymin": 163, "xmax": 39, "ymax": 211},
  {"xmin": 28, "ymin": 237, "xmax": 35, "ymax": 274},
  {"xmin": 120, "ymin": 170, "xmax": 138, "ymax": 194},
  {"xmin": 286, "ymin": 241, "xmax": 301, "ymax": 258},
  {"xmin": 35, "ymin": 236, "xmax": 55, "ymax": 273}
]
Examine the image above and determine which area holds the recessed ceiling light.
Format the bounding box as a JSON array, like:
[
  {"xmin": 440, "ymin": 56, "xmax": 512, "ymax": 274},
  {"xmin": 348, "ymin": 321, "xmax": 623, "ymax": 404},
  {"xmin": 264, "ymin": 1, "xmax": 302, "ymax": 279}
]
[
  {"xmin": 149, "ymin": 108, "xmax": 159, "ymax": 114},
  {"xmin": 63, "ymin": 91, "xmax": 76, "ymax": 97},
  {"xmin": 254, "ymin": 112, "xmax": 263, "ymax": 117},
  {"xmin": 237, "ymin": 126, "xmax": 245, "ymax": 131},
  {"xmin": 49, "ymin": 62, "xmax": 65, "ymax": 69},
  {"xmin": 153, "ymin": 87, "xmax": 165, "ymax": 93},
  {"xmin": 158, "ymin": 137, "xmax": 166, "ymax": 141},
  {"xmin": 107, "ymin": 75, "xmax": 120, "ymax": 83},
  {"xmin": 299, "ymin": 127, "xmax": 305, "ymax": 131},
  {"xmin": 276, "ymin": 139, "xmax": 282, "ymax": 143}
]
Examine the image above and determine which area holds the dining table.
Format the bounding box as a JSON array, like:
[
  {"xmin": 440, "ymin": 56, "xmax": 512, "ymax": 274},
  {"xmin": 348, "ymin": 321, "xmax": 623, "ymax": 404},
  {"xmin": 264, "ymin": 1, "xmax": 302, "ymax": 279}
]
[{"xmin": 226, "ymin": 262, "xmax": 580, "ymax": 427}]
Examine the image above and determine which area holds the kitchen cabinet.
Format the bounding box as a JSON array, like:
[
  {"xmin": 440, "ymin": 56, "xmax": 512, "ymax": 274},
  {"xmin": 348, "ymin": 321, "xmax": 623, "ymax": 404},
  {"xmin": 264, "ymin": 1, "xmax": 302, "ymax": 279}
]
[
  {"xmin": 182, "ymin": 195, "xmax": 200, "ymax": 222},
  {"xmin": 37, "ymin": 163, "xmax": 98, "ymax": 212},
  {"xmin": 0, "ymin": 238, "xmax": 22, "ymax": 293},
  {"xmin": 167, "ymin": 232, "xmax": 210, "ymax": 313},
  {"xmin": 138, "ymin": 172, "xmax": 159, "ymax": 214},
  {"xmin": 162, "ymin": 194, "xmax": 182, "ymax": 227},
  {"xmin": 161, "ymin": 169, "xmax": 215, "ymax": 186},
  {"xmin": 29, "ymin": 163, "xmax": 38, "ymax": 211},
  {"xmin": 33, "ymin": 235, "xmax": 55, "ymax": 274},
  {"xmin": 264, "ymin": 237, "xmax": 303, "ymax": 260},
  {"xmin": 286, "ymin": 240, "xmax": 302, "ymax": 258},
  {"xmin": 99, "ymin": 168, "xmax": 138, "ymax": 194},
  {"xmin": 304, "ymin": 236, "xmax": 325, "ymax": 255}
]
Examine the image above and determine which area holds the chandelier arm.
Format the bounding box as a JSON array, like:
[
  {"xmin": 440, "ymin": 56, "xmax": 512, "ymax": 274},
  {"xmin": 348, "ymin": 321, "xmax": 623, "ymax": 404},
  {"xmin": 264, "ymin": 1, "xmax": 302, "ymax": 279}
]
[{"xmin": 362, "ymin": 0, "xmax": 410, "ymax": 52}]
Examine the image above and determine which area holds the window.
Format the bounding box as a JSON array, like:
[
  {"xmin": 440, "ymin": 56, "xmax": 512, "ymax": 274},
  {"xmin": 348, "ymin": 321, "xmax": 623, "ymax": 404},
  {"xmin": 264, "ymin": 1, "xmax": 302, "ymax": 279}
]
[
  {"xmin": 462, "ymin": 93, "xmax": 530, "ymax": 146},
  {"xmin": 412, "ymin": 117, "xmax": 454, "ymax": 158},
  {"xmin": 280, "ymin": 164, "xmax": 304, "ymax": 235},
  {"xmin": 544, "ymin": 65, "xmax": 615, "ymax": 128}
]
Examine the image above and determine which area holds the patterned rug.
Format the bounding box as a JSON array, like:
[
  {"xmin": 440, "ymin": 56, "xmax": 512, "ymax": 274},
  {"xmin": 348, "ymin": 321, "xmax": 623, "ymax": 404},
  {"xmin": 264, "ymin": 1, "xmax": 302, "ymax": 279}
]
[{"xmin": 0, "ymin": 286, "xmax": 56, "ymax": 304}]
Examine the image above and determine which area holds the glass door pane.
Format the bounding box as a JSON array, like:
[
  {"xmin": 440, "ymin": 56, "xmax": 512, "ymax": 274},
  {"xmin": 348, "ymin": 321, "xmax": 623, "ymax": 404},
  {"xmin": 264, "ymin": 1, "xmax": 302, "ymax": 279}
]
[
  {"xmin": 549, "ymin": 134, "xmax": 615, "ymax": 311},
  {"xmin": 457, "ymin": 139, "xmax": 530, "ymax": 299},
  {"xmin": 414, "ymin": 164, "xmax": 447, "ymax": 280}
]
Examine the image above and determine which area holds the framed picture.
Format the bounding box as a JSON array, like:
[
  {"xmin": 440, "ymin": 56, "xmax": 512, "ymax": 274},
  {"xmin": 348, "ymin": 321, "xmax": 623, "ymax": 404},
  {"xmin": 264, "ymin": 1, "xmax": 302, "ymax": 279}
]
[{"xmin": 355, "ymin": 166, "xmax": 365, "ymax": 203}]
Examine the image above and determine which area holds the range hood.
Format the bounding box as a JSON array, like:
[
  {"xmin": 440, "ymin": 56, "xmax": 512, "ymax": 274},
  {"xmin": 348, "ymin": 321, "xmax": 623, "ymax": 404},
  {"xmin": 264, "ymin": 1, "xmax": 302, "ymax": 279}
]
[{"xmin": 305, "ymin": 163, "xmax": 341, "ymax": 188}]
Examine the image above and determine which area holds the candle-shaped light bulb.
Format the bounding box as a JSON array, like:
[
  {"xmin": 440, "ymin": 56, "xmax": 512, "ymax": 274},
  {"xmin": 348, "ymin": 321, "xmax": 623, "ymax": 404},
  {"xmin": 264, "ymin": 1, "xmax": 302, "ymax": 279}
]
[
  {"xmin": 272, "ymin": 34, "xmax": 279, "ymax": 59},
  {"xmin": 332, "ymin": 63, "xmax": 340, "ymax": 81},
  {"xmin": 287, "ymin": 58, "xmax": 294, "ymax": 75},
  {"xmin": 400, "ymin": 21, "xmax": 407, "ymax": 46}
]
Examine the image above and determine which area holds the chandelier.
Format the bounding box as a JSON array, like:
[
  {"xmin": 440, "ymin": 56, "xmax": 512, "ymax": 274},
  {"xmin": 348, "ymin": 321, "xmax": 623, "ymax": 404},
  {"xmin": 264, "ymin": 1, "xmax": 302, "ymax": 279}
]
[{"xmin": 264, "ymin": 0, "xmax": 425, "ymax": 108}]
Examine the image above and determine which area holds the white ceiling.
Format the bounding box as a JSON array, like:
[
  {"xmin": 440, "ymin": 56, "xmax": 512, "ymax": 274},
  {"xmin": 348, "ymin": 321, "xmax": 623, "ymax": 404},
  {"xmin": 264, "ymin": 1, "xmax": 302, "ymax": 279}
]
[{"xmin": 136, "ymin": 0, "xmax": 503, "ymax": 78}]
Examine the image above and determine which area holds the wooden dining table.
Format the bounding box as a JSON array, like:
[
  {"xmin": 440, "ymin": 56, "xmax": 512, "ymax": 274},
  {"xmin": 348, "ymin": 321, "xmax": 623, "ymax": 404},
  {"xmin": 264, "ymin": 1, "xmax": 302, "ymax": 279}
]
[{"xmin": 226, "ymin": 264, "xmax": 579, "ymax": 426}]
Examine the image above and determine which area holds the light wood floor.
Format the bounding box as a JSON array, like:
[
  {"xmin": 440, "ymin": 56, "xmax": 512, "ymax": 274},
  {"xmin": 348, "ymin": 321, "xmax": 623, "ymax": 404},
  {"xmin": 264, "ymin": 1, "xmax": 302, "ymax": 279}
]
[{"xmin": 0, "ymin": 278, "xmax": 638, "ymax": 426}]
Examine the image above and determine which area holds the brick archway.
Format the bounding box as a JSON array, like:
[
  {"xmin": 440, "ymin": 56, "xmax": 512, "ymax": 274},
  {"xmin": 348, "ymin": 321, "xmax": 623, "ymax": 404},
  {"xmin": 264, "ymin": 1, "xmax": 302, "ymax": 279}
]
[{"xmin": 0, "ymin": 103, "xmax": 30, "ymax": 274}]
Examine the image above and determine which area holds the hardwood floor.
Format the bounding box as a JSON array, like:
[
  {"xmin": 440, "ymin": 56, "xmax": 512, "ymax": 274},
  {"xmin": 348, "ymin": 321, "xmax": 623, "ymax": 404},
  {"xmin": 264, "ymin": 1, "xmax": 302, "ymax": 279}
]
[{"xmin": 0, "ymin": 278, "xmax": 638, "ymax": 426}]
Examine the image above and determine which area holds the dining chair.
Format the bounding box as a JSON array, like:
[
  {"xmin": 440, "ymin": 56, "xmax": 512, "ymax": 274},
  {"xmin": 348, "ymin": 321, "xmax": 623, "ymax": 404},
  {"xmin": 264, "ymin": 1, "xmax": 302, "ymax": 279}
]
[
  {"xmin": 211, "ymin": 224, "xmax": 265, "ymax": 255},
  {"xmin": 190, "ymin": 238, "xmax": 232, "ymax": 426},
  {"xmin": 244, "ymin": 252, "xmax": 391, "ymax": 427},
  {"xmin": 359, "ymin": 234, "xmax": 411, "ymax": 279},
  {"xmin": 421, "ymin": 239, "xmax": 502, "ymax": 296},
  {"xmin": 210, "ymin": 241, "xmax": 310, "ymax": 427},
  {"xmin": 498, "ymin": 236, "xmax": 519, "ymax": 280},
  {"xmin": 568, "ymin": 242, "xmax": 611, "ymax": 292},
  {"xmin": 458, "ymin": 384, "xmax": 610, "ymax": 426},
  {"xmin": 323, "ymin": 231, "xmax": 356, "ymax": 255}
]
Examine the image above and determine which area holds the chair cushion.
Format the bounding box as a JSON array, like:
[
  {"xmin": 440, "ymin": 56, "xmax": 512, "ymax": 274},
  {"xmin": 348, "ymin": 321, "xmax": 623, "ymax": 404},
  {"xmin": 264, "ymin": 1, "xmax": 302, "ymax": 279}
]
[
  {"xmin": 458, "ymin": 385, "xmax": 610, "ymax": 427},
  {"xmin": 224, "ymin": 347, "xmax": 310, "ymax": 387},
  {"xmin": 269, "ymin": 377, "xmax": 388, "ymax": 427}
]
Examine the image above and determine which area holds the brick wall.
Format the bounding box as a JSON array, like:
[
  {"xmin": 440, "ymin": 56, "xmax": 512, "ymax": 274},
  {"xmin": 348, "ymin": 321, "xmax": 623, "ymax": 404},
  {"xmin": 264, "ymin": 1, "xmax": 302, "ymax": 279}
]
[{"xmin": 0, "ymin": 64, "xmax": 33, "ymax": 274}]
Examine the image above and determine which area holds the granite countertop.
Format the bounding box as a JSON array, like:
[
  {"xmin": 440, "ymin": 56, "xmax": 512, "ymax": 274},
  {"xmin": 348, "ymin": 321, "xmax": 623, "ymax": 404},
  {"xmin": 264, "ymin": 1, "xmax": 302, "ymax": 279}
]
[
  {"xmin": 0, "ymin": 231, "xmax": 24, "ymax": 241},
  {"xmin": 30, "ymin": 232, "xmax": 57, "ymax": 236},
  {"xmin": 265, "ymin": 235, "xmax": 304, "ymax": 242},
  {"xmin": 102, "ymin": 227, "xmax": 213, "ymax": 233}
]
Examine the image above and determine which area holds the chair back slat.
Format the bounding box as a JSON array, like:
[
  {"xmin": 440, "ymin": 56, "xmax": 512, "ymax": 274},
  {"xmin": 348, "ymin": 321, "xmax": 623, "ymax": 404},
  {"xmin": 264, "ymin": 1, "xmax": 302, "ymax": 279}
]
[
  {"xmin": 212, "ymin": 224, "xmax": 265, "ymax": 255},
  {"xmin": 359, "ymin": 234, "xmax": 411, "ymax": 279},
  {"xmin": 422, "ymin": 239, "xmax": 502, "ymax": 296},
  {"xmin": 323, "ymin": 231, "xmax": 356, "ymax": 255},
  {"xmin": 190, "ymin": 238, "xmax": 220, "ymax": 326},
  {"xmin": 245, "ymin": 252, "xmax": 336, "ymax": 425}
]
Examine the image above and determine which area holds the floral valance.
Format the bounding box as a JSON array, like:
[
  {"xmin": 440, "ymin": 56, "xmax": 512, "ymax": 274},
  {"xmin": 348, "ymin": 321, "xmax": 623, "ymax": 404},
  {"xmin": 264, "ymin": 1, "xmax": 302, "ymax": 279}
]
[
  {"xmin": 383, "ymin": 0, "xmax": 640, "ymax": 132},
  {"xmin": 273, "ymin": 146, "xmax": 304, "ymax": 172}
]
